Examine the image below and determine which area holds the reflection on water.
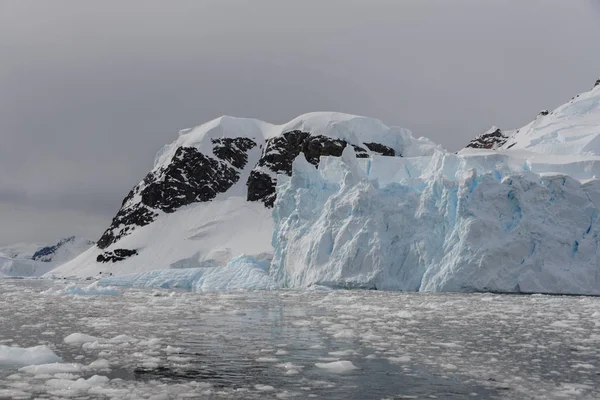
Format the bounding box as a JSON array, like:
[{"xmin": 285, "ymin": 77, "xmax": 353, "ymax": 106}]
[{"xmin": 1, "ymin": 280, "xmax": 599, "ymax": 399}]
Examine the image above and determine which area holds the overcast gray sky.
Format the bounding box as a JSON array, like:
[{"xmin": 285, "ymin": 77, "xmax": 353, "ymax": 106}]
[{"xmin": 1, "ymin": 0, "xmax": 600, "ymax": 245}]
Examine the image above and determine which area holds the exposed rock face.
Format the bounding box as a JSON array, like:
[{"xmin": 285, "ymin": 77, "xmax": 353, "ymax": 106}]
[
  {"xmin": 465, "ymin": 127, "xmax": 509, "ymax": 150},
  {"xmin": 96, "ymin": 127, "xmax": 398, "ymax": 259},
  {"xmin": 539, "ymin": 110, "xmax": 550, "ymax": 116},
  {"xmin": 97, "ymin": 138, "xmax": 257, "ymax": 250},
  {"xmin": 364, "ymin": 142, "xmax": 395, "ymax": 156},
  {"xmin": 31, "ymin": 236, "xmax": 95, "ymax": 262},
  {"xmin": 246, "ymin": 130, "xmax": 396, "ymax": 207},
  {"xmin": 0, "ymin": 236, "xmax": 96, "ymax": 263},
  {"xmin": 97, "ymin": 249, "xmax": 138, "ymax": 263},
  {"xmin": 594, "ymin": 79, "xmax": 600, "ymax": 89}
]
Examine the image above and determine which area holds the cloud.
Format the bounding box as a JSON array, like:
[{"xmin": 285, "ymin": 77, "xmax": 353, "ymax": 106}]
[{"xmin": 1, "ymin": 0, "xmax": 599, "ymax": 244}]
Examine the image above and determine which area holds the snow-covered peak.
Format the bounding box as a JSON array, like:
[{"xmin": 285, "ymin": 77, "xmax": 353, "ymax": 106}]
[
  {"xmin": 0, "ymin": 236, "xmax": 95, "ymax": 278},
  {"xmin": 501, "ymin": 81, "xmax": 600, "ymax": 155},
  {"xmin": 465, "ymin": 126, "xmax": 510, "ymax": 150},
  {"xmin": 155, "ymin": 112, "xmax": 440, "ymax": 168}
]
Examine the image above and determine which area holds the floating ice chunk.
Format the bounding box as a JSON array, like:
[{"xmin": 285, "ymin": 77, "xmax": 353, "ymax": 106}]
[
  {"xmin": 314, "ymin": 360, "xmax": 359, "ymax": 373},
  {"xmin": 108, "ymin": 334, "xmax": 136, "ymax": 344},
  {"xmin": 47, "ymin": 282, "xmax": 120, "ymax": 296},
  {"xmin": 388, "ymin": 356, "xmax": 411, "ymax": 363},
  {"xmin": 256, "ymin": 357, "xmax": 279, "ymax": 363},
  {"xmin": 64, "ymin": 333, "xmax": 100, "ymax": 345},
  {"xmin": 329, "ymin": 350, "xmax": 355, "ymax": 357},
  {"xmin": 19, "ymin": 363, "xmax": 83, "ymax": 374},
  {"xmin": 0, "ymin": 345, "xmax": 62, "ymax": 366},
  {"xmin": 432, "ymin": 342, "xmax": 462, "ymax": 349},
  {"xmin": 44, "ymin": 374, "xmax": 109, "ymax": 391},
  {"xmin": 255, "ymin": 384, "xmax": 276, "ymax": 392},
  {"xmin": 165, "ymin": 345, "xmax": 183, "ymax": 354},
  {"xmin": 0, "ymin": 389, "xmax": 31, "ymax": 399},
  {"xmin": 441, "ymin": 363, "xmax": 458, "ymax": 370},
  {"xmin": 86, "ymin": 359, "xmax": 110, "ymax": 370},
  {"xmin": 276, "ymin": 362, "xmax": 304, "ymax": 372},
  {"xmin": 332, "ymin": 329, "xmax": 355, "ymax": 339}
]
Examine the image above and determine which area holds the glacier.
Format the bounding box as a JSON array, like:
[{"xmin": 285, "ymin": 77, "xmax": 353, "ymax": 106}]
[
  {"xmin": 271, "ymin": 146, "xmax": 600, "ymax": 294},
  {"xmin": 47, "ymin": 82, "xmax": 600, "ymax": 294}
]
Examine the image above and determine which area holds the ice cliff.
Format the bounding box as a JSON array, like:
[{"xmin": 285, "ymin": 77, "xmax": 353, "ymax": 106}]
[{"xmin": 271, "ymin": 147, "xmax": 600, "ymax": 294}]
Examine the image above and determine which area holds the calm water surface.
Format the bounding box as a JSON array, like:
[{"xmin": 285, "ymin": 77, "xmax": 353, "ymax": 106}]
[{"xmin": 1, "ymin": 280, "xmax": 599, "ymax": 399}]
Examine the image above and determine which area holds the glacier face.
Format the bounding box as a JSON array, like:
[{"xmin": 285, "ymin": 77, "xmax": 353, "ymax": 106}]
[{"xmin": 271, "ymin": 146, "xmax": 600, "ymax": 294}]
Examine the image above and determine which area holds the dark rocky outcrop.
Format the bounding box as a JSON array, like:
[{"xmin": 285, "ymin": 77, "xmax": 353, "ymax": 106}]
[
  {"xmin": 140, "ymin": 147, "xmax": 240, "ymax": 212},
  {"xmin": 594, "ymin": 79, "xmax": 600, "ymax": 89},
  {"xmin": 97, "ymin": 249, "xmax": 138, "ymax": 263},
  {"xmin": 96, "ymin": 128, "xmax": 398, "ymax": 255},
  {"xmin": 97, "ymin": 139, "xmax": 257, "ymax": 250},
  {"xmin": 31, "ymin": 236, "xmax": 95, "ymax": 262},
  {"xmin": 539, "ymin": 110, "xmax": 550, "ymax": 116},
  {"xmin": 364, "ymin": 142, "xmax": 395, "ymax": 156},
  {"xmin": 247, "ymin": 130, "xmax": 396, "ymax": 207},
  {"xmin": 465, "ymin": 128, "xmax": 509, "ymax": 150},
  {"xmin": 211, "ymin": 138, "xmax": 257, "ymax": 169}
]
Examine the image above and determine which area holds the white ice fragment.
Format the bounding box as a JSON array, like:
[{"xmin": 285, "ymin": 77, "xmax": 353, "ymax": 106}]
[
  {"xmin": 0, "ymin": 345, "xmax": 62, "ymax": 366},
  {"xmin": 19, "ymin": 363, "xmax": 83, "ymax": 375},
  {"xmin": 314, "ymin": 360, "xmax": 359, "ymax": 373},
  {"xmin": 388, "ymin": 356, "xmax": 411, "ymax": 363},
  {"xmin": 87, "ymin": 359, "xmax": 110, "ymax": 370},
  {"xmin": 64, "ymin": 333, "xmax": 101, "ymax": 345},
  {"xmin": 256, "ymin": 357, "xmax": 279, "ymax": 363},
  {"xmin": 255, "ymin": 384, "xmax": 276, "ymax": 392}
]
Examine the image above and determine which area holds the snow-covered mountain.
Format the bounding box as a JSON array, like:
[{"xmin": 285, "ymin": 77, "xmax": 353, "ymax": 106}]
[
  {"xmin": 52, "ymin": 113, "xmax": 438, "ymax": 277},
  {"xmin": 0, "ymin": 236, "xmax": 94, "ymax": 277},
  {"xmin": 54, "ymin": 79, "xmax": 600, "ymax": 294},
  {"xmin": 0, "ymin": 236, "xmax": 94, "ymax": 263}
]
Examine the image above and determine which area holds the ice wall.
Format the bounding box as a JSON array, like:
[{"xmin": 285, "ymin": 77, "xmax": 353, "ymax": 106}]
[{"xmin": 271, "ymin": 147, "xmax": 600, "ymax": 294}]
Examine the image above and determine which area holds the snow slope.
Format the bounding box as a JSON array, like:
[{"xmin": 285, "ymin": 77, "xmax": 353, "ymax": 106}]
[
  {"xmin": 52, "ymin": 112, "xmax": 434, "ymax": 278},
  {"xmin": 501, "ymin": 84, "xmax": 600, "ymax": 155},
  {"xmin": 52, "ymin": 197, "xmax": 273, "ymax": 278}
]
